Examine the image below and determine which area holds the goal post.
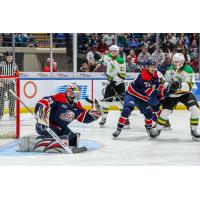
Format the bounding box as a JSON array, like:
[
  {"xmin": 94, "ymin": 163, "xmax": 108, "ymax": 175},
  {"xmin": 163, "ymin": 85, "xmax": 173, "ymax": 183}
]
[{"xmin": 0, "ymin": 76, "xmax": 20, "ymax": 138}]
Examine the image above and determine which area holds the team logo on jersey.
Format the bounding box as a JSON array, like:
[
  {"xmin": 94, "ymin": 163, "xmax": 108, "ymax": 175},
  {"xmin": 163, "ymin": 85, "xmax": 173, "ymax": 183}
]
[
  {"xmin": 62, "ymin": 104, "xmax": 67, "ymax": 109},
  {"xmin": 60, "ymin": 110, "xmax": 75, "ymax": 122}
]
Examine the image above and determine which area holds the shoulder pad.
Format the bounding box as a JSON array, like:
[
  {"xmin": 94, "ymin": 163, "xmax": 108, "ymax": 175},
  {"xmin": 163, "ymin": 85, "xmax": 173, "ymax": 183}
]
[
  {"xmin": 116, "ymin": 56, "xmax": 124, "ymax": 64},
  {"xmin": 183, "ymin": 64, "xmax": 194, "ymax": 74}
]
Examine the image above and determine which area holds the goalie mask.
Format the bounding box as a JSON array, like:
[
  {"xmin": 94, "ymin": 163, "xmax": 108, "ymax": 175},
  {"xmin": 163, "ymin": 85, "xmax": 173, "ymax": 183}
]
[{"xmin": 66, "ymin": 83, "xmax": 80, "ymax": 100}]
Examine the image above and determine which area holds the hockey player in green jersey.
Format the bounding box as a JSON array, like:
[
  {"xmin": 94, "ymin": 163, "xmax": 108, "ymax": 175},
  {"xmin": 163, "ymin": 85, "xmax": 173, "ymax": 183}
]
[
  {"xmin": 98, "ymin": 45, "xmax": 130, "ymax": 128},
  {"xmin": 156, "ymin": 52, "xmax": 200, "ymax": 140}
]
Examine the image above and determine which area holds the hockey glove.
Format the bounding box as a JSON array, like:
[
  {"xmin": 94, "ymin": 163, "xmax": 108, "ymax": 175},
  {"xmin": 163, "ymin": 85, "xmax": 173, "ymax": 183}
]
[
  {"xmin": 148, "ymin": 96, "xmax": 160, "ymax": 107},
  {"xmin": 168, "ymin": 81, "xmax": 181, "ymax": 94},
  {"xmin": 109, "ymin": 80, "xmax": 116, "ymax": 88}
]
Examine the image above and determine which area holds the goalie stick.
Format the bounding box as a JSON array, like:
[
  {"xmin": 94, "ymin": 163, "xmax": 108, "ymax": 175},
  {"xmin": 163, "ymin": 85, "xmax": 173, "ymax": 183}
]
[{"xmin": 9, "ymin": 89, "xmax": 86, "ymax": 154}]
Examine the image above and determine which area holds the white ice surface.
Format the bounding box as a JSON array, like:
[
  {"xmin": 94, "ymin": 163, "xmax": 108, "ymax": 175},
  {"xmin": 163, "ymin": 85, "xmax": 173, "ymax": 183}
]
[{"xmin": 0, "ymin": 110, "xmax": 200, "ymax": 165}]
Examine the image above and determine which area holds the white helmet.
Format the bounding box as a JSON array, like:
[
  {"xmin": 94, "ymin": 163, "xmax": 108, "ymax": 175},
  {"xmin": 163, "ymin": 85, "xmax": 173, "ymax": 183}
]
[
  {"xmin": 172, "ymin": 53, "xmax": 185, "ymax": 65},
  {"xmin": 109, "ymin": 45, "xmax": 120, "ymax": 52}
]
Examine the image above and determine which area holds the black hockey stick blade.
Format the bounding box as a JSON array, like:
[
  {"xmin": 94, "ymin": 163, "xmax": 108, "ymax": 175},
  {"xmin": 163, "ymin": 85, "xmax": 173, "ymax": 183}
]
[
  {"xmin": 85, "ymin": 96, "xmax": 94, "ymax": 104},
  {"xmin": 71, "ymin": 146, "xmax": 87, "ymax": 153}
]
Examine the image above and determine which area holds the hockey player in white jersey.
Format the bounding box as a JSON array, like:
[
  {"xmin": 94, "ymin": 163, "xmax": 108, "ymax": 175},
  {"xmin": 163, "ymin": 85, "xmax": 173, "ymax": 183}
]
[
  {"xmin": 156, "ymin": 53, "xmax": 200, "ymax": 140},
  {"xmin": 98, "ymin": 45, "xmax": 131, "ymax": 128}
]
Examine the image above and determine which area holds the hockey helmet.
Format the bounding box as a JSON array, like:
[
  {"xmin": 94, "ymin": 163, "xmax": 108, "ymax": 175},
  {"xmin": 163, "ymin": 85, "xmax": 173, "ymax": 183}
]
[
  {"xmin": 109, "ymin": 45, "xmax": 120, "ymax": 52},
  {"xmin": 66, "ymin": 83, "xmax": 80, "ymax": 99},
  {"xmin": 172, "ymin": 53, "xmax": 185, "ymax": 65},
  {"xmin": 143, "ymin": 58, "xmax": 156, "ymax": 67}
]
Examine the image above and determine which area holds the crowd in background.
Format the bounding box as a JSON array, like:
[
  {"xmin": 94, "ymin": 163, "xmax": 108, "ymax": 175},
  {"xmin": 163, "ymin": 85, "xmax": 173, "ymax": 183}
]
[
  {"xmin": 78, "ymin": 33, "xmax": 199, "ymax": 73},
  {"xmin": 0, "ymin": 33, "xmax": 199, "ymax": 73},
  {"xmin": 0, "ymin": 33, "xmax": 66, "ymax": 48}
]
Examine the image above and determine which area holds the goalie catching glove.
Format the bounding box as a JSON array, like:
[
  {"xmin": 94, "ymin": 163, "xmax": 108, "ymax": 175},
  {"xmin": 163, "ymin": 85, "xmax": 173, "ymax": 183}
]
[{"xmin": 36, "ymin": 105, "xmax": 50, "ymax": 126}]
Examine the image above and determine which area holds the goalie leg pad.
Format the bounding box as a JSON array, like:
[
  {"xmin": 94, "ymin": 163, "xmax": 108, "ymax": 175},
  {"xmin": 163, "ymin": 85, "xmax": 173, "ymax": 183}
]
[{"xmin": 17, "ymin": 134, "xmax": 82, "ymax": 153}]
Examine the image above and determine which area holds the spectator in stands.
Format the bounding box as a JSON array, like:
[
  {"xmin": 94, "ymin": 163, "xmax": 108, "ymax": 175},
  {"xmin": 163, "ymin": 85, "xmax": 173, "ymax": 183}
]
[
  {"xmin": 26, "ymin": 34, "xmax": 36, "ymax": 47},
  {"xmin": 162, "ymin": 39, "xmax": 174, "ymax": 54},
  {"xmin": 80, "ymin": 63, "xmax": 90, "ymax": 72},
  {"xmin": 126, "ymin": 49, "xmax": 138, "ymax": 72},
  {"xmin": 78, "ymin": 33, "xmax": 88, "ymax": 53},
  {"xmin": 138, "ymin": 46, "xmax": 150, "ymax": 63},
  {"xmin": 88, "ymin": 33, "xmax": 100, "ymax": 47},
  {"xmin": 190, "ymin": 40, "xmax": 198, "ymax": 60},
  {"xmin": 54, "ymin": 33, "xmax": 65, "ymax": 47},
  {"xmin": 177, "ymin": 33, "xmax": 190, "ymax": 49},
  {"xmin": 96, "ymin": 41, "xmax": 108, "ymax": 54},
  {"xmin": 86, "ymin": 46, "xmax": 101, "ymax": 71},
  {"xmin": 176, "ymin": 39, "xmax": 184, "ymax": 51},
  {"xmin": 151, "ymin": 47, "xmax": 165, "ymax": 65},
  {"xmin": 2, "ymin": 33, "xmax": 12, "ymax": 47},
  {"xmin": 190, "ymin": 33, "xmax": 199, "ymax": 44},
  {"xmin": 165, "ymin": 33, "xmax": 177, "ymax": 45},
  {"xmin": 117, "ymin": 33, "xmax": 127, "ymax": 47},
  {"xmin": 16, "ymin": 33, "xmax": 28, "ymax": 47},
  {"xmin": 190, "ymin": 57, "xmax": 199, "ymax": 72},
  {"xmin": 103, "ymin": 33, "xmax": 114, "ymax": 46},
  {"xmin": 42, "ymin": 58, "xmax": 57, "ymax": 72},
  {"xmin": 182, "ymin": 47, "xmax": 191, "ymax": 64}
]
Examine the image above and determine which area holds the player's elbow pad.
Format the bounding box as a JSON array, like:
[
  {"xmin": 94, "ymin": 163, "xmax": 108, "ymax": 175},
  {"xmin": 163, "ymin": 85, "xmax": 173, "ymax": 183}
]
[
  {"xmin": 118, "ymin": 73, "xmax": 125, "ymax": 79},
  {"xmin": 180, "ymin": 82, "xmax": 193, "ymax": 92}
]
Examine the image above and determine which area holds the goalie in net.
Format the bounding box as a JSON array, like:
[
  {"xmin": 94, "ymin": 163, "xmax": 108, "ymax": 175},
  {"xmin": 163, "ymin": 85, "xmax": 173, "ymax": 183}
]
[{"xmin": 18, "ymin": 83, "xmax": 102, "ymax": 153}]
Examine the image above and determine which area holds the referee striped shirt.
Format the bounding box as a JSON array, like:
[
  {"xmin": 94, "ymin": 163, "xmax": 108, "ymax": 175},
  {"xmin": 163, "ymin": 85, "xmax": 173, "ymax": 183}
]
[{"xmin": 0, "ymin": 61, "xmax": 18, "ymax": 83}]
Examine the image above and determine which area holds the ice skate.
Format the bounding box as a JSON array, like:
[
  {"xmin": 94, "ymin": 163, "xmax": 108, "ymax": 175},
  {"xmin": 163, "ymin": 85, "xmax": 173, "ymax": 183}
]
[
  {"xmin": 191, "ymin": 129, "xmax": 200, "ymax": 141},
  {"xmin": 153, "ymin": 120, "xmax": 171, "ymax": 130},
  {"xmin": 99, "ymin": 117, "xmax": 106, "ymax": 127},
  {"xmin": 163, "ymin": 120, "xmax": 171, "ymax": 130},
  {"xmin": 112, "ymin": 129, "xmax": 121, "ymax": 138},
  {"xmin": 145, "ymin": 125, "xmax": 160, "ymax": 138}
]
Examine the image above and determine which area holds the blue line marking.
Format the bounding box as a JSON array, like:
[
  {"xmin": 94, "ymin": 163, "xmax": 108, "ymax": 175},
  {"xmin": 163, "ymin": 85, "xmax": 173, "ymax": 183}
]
[{"xmin": 0, "ymin": 139, "xmax": 102, "ymax": 156}]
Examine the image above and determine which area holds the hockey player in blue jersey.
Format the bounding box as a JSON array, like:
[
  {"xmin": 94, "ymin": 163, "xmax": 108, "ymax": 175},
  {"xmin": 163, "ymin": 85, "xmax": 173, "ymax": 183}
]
[
  {"xmin": 35, "ymin": 83, "xmax": 102, "ymax": 147},
  {"xmin": 112, "ymin": 59, "xmax": 164, "ymax": 138}
]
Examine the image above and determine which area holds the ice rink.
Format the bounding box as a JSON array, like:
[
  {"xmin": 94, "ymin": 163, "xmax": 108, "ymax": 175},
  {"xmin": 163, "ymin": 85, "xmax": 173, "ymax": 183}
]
[{"xmin": 0, "ymin": 110, "xmax": 200, "ymax": 165}]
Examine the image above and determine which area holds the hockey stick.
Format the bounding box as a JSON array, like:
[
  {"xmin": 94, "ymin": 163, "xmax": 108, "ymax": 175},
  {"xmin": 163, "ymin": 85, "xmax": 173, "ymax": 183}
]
[
  {"xmin": 9, "ymin": 89, "xmax": 74, "ymax": 154},
  {"xmin": 111, "ymin": 86, "xmax": 124, "ymax": 106},
  {"xmin": 85, "ymin": 95, "xmax": 123, "ymax": 104}
]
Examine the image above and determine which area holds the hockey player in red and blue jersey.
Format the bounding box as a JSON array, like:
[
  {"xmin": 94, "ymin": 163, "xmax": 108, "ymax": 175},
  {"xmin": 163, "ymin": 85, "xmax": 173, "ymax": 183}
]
[
  {"xmin": 35, "ymin": 83, "xmax": 102, "ymax": 147},
  {"xmin": 113, "ymin": 59, "xmax": 164, "ymax": 138}
]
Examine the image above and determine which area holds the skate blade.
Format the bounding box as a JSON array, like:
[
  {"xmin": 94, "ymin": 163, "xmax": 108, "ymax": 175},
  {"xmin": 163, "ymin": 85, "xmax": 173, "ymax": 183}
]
[
  {"xmin": 123, "ymin": 125, "xmax": 130, "ymax": 129},
  {"xmin": 192, "ymin": 136, "xmax": 200, "ymax": 141},
  {"xmin": 163, "ymin": 127, "xmax": 172, "ymax": 130}
]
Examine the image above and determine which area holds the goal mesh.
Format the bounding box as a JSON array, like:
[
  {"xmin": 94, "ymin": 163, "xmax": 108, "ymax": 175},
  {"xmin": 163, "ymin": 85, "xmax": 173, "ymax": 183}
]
[{"xmin": 0, "ymin": 76, "xmax": 20, "ymax": 138}]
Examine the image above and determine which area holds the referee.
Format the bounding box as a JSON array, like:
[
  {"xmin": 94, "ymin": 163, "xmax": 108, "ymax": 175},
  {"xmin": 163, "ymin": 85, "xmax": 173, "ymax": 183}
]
[{"xmin": 0, "ymin": 51, "xmax": 19, "ymax": 120}]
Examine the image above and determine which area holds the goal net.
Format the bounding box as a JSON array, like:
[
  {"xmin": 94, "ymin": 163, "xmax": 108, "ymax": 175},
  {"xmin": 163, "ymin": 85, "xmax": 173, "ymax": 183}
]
[{"xmin": 0, "ymin": 76, "xmax": 20, "ymax": 138}]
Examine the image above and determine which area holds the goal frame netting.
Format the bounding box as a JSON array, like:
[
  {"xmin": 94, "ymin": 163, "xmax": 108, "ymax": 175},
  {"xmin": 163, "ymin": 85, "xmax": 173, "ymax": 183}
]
[{"xmin": 0, "ymin": 76, "xmax": 20, "ymax": 138}]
